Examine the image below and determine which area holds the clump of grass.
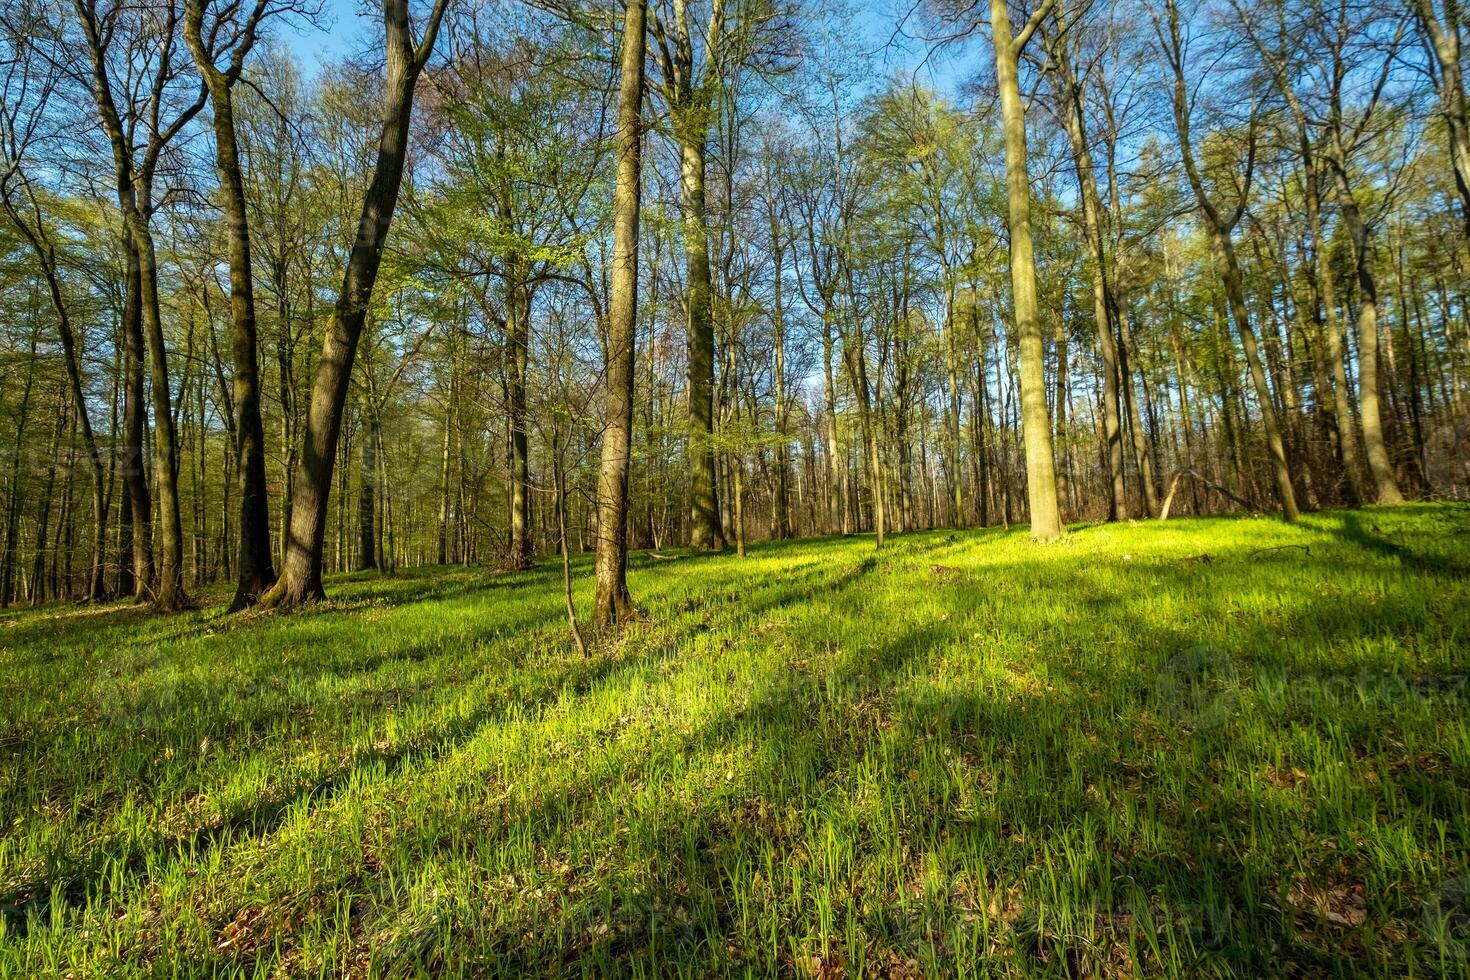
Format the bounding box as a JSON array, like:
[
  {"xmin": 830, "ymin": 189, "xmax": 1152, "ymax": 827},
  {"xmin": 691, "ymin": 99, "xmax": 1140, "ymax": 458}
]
[{"xmin": 1, "ymin": 505, "xmax": 1467, "ymax": 976}]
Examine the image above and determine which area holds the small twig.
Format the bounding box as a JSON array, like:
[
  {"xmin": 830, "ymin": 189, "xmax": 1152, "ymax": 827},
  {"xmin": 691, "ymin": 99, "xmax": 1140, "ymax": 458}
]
[{"xmin": 1249, "ymin": 544, "xmax": 1312, "ymax": 557}]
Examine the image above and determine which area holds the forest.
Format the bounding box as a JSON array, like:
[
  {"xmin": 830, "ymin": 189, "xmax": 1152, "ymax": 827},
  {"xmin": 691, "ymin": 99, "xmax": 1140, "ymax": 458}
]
[{"xmin": 1, "ymin": 0, "xmax": 1468, "ymax": 974}]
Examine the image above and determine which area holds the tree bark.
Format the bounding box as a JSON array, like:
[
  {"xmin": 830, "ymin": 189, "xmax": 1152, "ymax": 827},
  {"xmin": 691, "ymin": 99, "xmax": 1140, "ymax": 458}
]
[
  {"xmin": 183, "ymin": 2, "xmax": 277, "ymax": 609},
  {"xmin": 259, "ymin": 0, "xmax": 449, "ymax": 608},
  {"xmin": 506, "ymin": 276, "xmax": 533, "ymax": 569},
  {"xmin": 1328, "ymin": 161, "xmax": 1405, "ymax": 504},
  {"xmin": 989, "ymin": 0, "xmax": 1063, "ymax": 540},
  {"xmin": 594, "ymin": 0, "xmax": 646, "ymax": 627}
]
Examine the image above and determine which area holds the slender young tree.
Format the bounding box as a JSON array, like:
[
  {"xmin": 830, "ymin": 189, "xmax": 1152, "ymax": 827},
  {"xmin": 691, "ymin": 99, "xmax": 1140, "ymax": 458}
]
[
  {"xmin": 0, "ymin": 17, "xmax": 110, "ymax": 601},
  {"xmin": 1159, "ymin": 0, "xmax": 1299, "ymax": 521},
  {"xmin": 1044, "ymin": 21, "xmax": 1127, "ymax": 520},
  {"xmin": 183, "ymin": 0, "xmax": 286, "ymax": 609}
]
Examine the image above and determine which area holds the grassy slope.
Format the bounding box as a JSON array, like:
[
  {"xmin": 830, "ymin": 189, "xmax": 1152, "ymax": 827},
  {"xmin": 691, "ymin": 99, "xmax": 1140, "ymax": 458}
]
[{"xmin": 0, "ymin": 505, "xmax": 1467, "ymax": 977}]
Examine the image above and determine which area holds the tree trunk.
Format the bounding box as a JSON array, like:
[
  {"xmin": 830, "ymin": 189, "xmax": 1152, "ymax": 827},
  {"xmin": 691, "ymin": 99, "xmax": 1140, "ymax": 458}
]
[
  {"xmin": 1049, "ymin": 45, "xmax": 1129, "ymax": 520},
  {"xmin": 506, "ymin": 277, "xmax": 533, "ymax": 569},
  {"xmin": 183, "ymin": 17, "xmax": 277, "ymax": 609},
  {"xmin": 1329, "ymin": 165, "xmax": 1405, "ymax": 504},
  {"xmin": 356, "ymin": 414, "xmax": 378, "ymax": 570},
  {"xmin": 259, "ymin": 0, "xmax": 448, "ymax": 608},
  {"xmin": 594, "ymin": 0, "xmax": 646, "ymax": 627},
  {"xmin": 990, "ymin": 0, "xmax": 1063, "ymax": 540},
  {"xmin": 127, "ymin": 210, "xmax": 191, "ymax": 609},
  {"xmin": 682, "ymin": 136, "xmax": 724, "ymax": 550},
  {"xmin": 122, "ymin": 235, "xmax": 154, "ymax": 596},
  {"xmin": 1416, "ymin": 0, "xmax": 1470, "ymax": 237}
]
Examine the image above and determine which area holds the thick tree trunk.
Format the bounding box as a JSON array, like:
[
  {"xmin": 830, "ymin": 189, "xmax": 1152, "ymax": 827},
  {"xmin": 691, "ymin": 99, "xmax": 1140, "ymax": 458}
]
[
  {"xmin": 990, "ymin": 0, "xmax": 1063, "ymax": 540},
  {"xmin": 682, "ymin": 136, "xmax": 724, "ymax": 550},
  {"xmin": 594, "ymin": 0, "xmax": 646, "ymax": 627},
  {"xmin": 260, "ymin": 0, "xmax": 448, "ymax": 608}
]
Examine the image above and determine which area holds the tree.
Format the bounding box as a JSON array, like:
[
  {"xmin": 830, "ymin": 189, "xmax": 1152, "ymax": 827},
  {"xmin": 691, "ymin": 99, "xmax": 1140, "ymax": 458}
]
[
  {"xmin": 183, "ymin": 0, "xmax": 295, "ymax": 609},
  {"xmin": 1413, "ymin": 0, "xmax": 1470, "ymax": 238},
  {"xmin": 1158, "ymin": 0, "xmax": 1300, "ymax": 521},
  {"xmin": 0, "ymin": 10, "xmax": 110, "ymax": 601},
  {"xmin": 595, "ymin": 0, "xmax": 648, "ymax": 626},
  {"xmin": 259, "ymin": 0, "xmax": 449, "ymax": 608},
  {"xmin": 72, "ymin": 0, "xmax": 207, "ymax": 608},
  {"xmin": 650, "ymin": 0, "xmax": 727, "ymax": 550},
  {"xmin": 987, "ymin": 0, "xmax": 1064, "ymax": 540},
  {"xmin": 1042, "ymin": 20, "xmax": 1128, "ymax": 519}
]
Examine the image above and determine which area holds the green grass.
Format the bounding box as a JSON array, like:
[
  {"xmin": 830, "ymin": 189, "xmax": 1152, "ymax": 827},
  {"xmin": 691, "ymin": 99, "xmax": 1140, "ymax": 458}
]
[{"xmin": 1, "ymin": 505, "xmax": 1468, "ymax": 977}]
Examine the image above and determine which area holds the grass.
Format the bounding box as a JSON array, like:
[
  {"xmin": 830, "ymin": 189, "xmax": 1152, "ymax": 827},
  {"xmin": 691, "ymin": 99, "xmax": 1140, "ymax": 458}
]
[{"xmin": 1, "ymin": 504, "xmax": 1468, "ymax": 977}]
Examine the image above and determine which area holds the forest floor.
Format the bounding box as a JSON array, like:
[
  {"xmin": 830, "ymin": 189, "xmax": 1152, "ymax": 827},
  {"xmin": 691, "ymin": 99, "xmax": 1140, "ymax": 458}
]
[{"xmin": 1, "ymin": 505, "xmax": 1468, "ymax": 977}]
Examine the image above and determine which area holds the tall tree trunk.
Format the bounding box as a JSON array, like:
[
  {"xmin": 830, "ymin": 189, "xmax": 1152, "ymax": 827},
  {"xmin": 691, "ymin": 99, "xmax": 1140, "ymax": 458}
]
[
  {"xmin": 682, "ymin": 134, "xmax": 723, "ymax": 550},
  {"xmin": 127, "ymin": 211, "xmax": 190, "ymax": 608},
  {"xmin": 0, "ymin": 323, "xmax": 38, "ymax": 608},
  {"xmin": 1213, "ymin": 231, "xmax": 1301, "ymax": 520},
  {"xmin": 989, "ymin": 0, "xmax": 1063, "ymax": 540},
  {"xmin": 594, "ymin": 0, "xmax": 646, "ymax": 627},
  {"xmin": 1329, "ymin": 163, "xmax": 1405, "ymax": 504},
  {"xmin": 821, "ymin": 314, "xmax": 844, "ymax": 535},
  {"xmin": 184, "ymin": 11, "xmax": 277, "ymax": 609},
  {"xmin": 31, "ymin": 396, "xmax": 66, "ymax": 606},
  {"xmin": 1164, "ymin": 0, "xmax": 1297, "ymax": 520},
  {"xmin": 769, "ymin": 199, "xmax": 791, "ymax": 540},
  {"xmin": 506, "ymin": 276, "xmax": 532, "ymax": 569},
  {"xmin": 122, "ymin": 236, "xmax": 154, "ymax": 596},
  {"xmin": 356, "ymin": 414, "xmax": 378, "ymax": 570},
  {"xmin": 438, "ymin": 348, "xmax": 454, "ymax": 564},
  {"xmin": 0, "ymin": 195, "xmax": 110, "ymax": 600},
  {"xmin": 260, "ymin": 0, "xmax": 449, "ymax": 608},
  {"xmin": 1048, "ymin": 48, "xmax": 1128, "ymax": 519}
]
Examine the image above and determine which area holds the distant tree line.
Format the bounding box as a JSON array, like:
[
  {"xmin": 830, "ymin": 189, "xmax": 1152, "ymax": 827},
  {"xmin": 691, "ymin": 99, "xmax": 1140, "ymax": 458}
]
[{"xmin": 0, "ymin": 0, "xmax": 1466, "ymax": 618}]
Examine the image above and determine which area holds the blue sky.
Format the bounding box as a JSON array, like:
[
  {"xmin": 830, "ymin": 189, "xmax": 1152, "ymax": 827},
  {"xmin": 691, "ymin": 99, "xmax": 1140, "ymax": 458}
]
[
  {"xmin": 277, "ymin": 0, "xmax": 977, "ymax": 98},
  {"xmin": 279, "ymin": 0, "xmax": 371, "ymax": 70}
]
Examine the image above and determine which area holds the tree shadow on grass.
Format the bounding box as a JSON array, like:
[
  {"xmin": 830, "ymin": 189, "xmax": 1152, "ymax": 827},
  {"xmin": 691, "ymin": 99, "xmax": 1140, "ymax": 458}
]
[
  {"xmin": 1332, "ymin": 510, "xmax": 1470, "ymax": 579},
  {"xmin": 10, "ymin": 516, "xmax": 1468, "ymax": 975},
  {"xmin": 379, "ymin": 527, "xmax": 1468, "ymax": 976},
  {"xmin": 0, "ymin": 546, "xmax": 905, "ymax": 949}
]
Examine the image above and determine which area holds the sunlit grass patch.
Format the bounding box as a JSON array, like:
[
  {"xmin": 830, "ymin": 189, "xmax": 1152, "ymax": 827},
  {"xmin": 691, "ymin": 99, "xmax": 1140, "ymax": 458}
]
[{"xmin": 1, "ymin": 505, "xmax": 1467, "ymax": 976}]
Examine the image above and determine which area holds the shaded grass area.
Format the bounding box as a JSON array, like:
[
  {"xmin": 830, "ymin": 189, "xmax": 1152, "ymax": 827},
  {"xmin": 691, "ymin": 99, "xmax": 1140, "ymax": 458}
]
[{"xmin": 0, "ymin": 505, "xmax": 1467, "ymax": 977}]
